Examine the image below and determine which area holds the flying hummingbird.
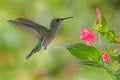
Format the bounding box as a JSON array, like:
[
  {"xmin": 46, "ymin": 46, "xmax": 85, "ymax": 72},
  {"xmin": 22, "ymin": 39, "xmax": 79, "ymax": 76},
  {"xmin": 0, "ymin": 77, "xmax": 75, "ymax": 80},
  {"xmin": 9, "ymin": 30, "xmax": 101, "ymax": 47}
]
[{"xmin": 8, "ymin": 17, "xmax": 73, "ymax": 61}]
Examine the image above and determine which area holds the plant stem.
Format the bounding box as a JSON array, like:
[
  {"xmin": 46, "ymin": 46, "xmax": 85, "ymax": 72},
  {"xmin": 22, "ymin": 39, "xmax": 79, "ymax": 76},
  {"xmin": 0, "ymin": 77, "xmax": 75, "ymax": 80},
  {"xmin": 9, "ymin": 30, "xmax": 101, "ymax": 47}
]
[{"xmin": 98, "ymin": 33, "xmax": 102, "ymax": 52}]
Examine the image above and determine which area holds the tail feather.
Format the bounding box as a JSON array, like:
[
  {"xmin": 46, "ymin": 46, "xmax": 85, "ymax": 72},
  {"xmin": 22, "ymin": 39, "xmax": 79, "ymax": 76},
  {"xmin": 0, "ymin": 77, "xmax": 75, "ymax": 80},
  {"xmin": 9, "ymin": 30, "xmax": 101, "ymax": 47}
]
[
  {"xmin": 24, "ymin": 39, "xmax": 42, "ymax": 62},
  {"xmin": 24, "ymin": 49, "xmax": 36, "ymax": 62}
]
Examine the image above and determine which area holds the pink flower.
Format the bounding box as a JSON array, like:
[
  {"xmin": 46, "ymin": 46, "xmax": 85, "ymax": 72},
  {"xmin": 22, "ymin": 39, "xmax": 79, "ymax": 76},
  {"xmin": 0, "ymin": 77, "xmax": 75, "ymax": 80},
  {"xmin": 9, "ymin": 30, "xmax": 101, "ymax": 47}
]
[
  {"xmin": 102, "ymin": 52, "xmax": 110, "ymax": 63},
  {"xmin": 80, "ymin": 29, "xmax": 96, "ymax": 46},
  {"xmin": 96, "ymin": 8, "xmax": 101, "ymax": 24}
]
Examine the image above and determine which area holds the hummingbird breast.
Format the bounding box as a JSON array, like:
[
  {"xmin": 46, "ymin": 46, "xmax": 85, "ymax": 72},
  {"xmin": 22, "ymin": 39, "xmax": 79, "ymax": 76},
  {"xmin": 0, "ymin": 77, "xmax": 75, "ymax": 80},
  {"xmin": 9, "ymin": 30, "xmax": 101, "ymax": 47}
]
[{"xmin": 41, "ymin": 32, "xmax": 55, "ymax": 50}]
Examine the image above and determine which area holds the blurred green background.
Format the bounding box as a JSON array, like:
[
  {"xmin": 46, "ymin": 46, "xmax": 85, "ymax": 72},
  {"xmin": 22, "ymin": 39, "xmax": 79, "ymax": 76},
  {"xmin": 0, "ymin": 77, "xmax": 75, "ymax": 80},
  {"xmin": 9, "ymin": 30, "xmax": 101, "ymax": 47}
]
[{"xmin": 0, "ymin": 0, "xmax": 120, "ymax": 80}]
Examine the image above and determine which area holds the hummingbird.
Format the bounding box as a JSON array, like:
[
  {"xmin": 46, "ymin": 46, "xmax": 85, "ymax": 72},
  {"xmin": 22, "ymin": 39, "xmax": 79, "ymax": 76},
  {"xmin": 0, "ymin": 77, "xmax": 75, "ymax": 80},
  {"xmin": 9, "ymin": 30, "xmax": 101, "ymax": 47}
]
[{"xmin": 8, "ymin": 17, "xmax": 73, "ymax": 61}]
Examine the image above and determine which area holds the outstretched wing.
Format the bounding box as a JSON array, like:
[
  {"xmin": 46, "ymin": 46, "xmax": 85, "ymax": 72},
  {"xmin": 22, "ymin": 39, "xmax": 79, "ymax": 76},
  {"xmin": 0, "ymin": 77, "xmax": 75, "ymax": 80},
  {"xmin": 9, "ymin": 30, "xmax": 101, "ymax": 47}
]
[{"xmin": 8, "ymin": 18, "xmax": 48, "ymax": 39}]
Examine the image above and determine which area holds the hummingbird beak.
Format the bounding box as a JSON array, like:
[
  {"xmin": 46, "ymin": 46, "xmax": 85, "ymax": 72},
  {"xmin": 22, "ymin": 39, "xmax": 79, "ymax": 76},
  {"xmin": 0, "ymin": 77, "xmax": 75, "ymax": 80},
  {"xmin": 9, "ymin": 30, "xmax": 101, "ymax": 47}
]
[{"xmin": 60, "ymin": 17, "xmax": 73, "ymax": 21}]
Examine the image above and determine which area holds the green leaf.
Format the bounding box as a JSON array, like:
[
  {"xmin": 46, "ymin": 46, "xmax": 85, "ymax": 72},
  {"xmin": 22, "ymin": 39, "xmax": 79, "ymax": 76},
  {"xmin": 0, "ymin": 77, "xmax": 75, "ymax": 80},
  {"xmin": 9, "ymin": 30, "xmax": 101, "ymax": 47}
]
[
  {"xmin": 101, "ymin": 16, "xmax": 108, "ymax": 32},
  {"xmin": 114, "ymin": 68, "xmax": 120, "ymax": 80},
  {"xmin": 114, "ymin": 76, "xmax": 120, "ymax": 80},
  {"xmin": 115, "ymin": 68, "xmax": 120, "ymax": 75},
  {"xmin": 117, "ymin": 53, "xmax": 120, "ymax": 63},
  {"xmin": 93, "ymin": 24, "xmax": 102, "ymax": 33},
  {"xmin": 104, "ymin": 30, "xmax": 116, "ymax": 43},
  {"xmin": 105, "ymin": 48, "xmax": 113, "ymax": 55},
  {"xmin": 94, "ymin": 16, "xmax": 108, "ymax": 35},
  {"xmin": 66, "ymin": 43, "xmax": 100, "ymax": 61},
  {"xmin": 118, "ymin": 56, "xmax": 120, "ymax": 63},
  {"xmin": 79, "ymin": 60, "xmax": 104, "ymax": 68}
]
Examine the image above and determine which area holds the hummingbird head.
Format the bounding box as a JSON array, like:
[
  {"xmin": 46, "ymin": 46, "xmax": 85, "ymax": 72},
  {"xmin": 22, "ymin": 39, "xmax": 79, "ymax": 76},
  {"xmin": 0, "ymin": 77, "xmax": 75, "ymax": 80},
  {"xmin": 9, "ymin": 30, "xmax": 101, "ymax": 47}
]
[{"xmin": 50, "ymin": 17, "xmax": 73, "ymax": 29}]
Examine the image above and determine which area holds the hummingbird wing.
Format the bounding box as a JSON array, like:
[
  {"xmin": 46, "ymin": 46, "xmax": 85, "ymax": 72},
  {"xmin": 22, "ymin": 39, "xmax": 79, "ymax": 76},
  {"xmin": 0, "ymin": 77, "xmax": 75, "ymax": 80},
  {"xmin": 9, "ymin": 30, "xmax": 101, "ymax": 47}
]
[
  {"xmin": 8, "ymin": 18, "xmax": 48, "ymax": 39},
  {"xmin": 24, "ymin": 39, "xmax": 42, "ymax": 61},
  {"xmin": 8, "ymin": 18, "xmax": 48, "ymax": 61}
]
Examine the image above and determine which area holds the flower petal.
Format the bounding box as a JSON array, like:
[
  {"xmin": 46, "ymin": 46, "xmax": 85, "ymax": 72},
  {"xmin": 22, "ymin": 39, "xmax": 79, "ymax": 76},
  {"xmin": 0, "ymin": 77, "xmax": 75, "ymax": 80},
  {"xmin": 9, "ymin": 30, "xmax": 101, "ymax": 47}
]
[
  {"xmin": 102, "ymin": 52, "xmax": 110, "ymax": 63},
  {"xmin": 80, "ymin": 29, "xmax": 96, "ymax": 46}
]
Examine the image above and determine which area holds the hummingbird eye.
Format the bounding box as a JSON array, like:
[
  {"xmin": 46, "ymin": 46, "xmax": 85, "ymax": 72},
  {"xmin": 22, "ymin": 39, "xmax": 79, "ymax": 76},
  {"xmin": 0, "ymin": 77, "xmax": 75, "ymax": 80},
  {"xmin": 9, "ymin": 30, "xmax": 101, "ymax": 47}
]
[{"xmin": 56, "ymin": 19, "xmax": 60, "ymax": 22}]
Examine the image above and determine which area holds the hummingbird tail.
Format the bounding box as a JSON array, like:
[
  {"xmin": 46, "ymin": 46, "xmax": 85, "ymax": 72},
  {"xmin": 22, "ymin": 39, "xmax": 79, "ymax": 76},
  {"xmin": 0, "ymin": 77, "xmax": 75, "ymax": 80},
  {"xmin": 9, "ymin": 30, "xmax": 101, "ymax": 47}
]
[
  {"xmin": 24, "ymin": 39, "xmax": 42, "ymax": 62},
  {"xmin": 24, "ymin": 49, "xmax": 35, "ymax": 62}
]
